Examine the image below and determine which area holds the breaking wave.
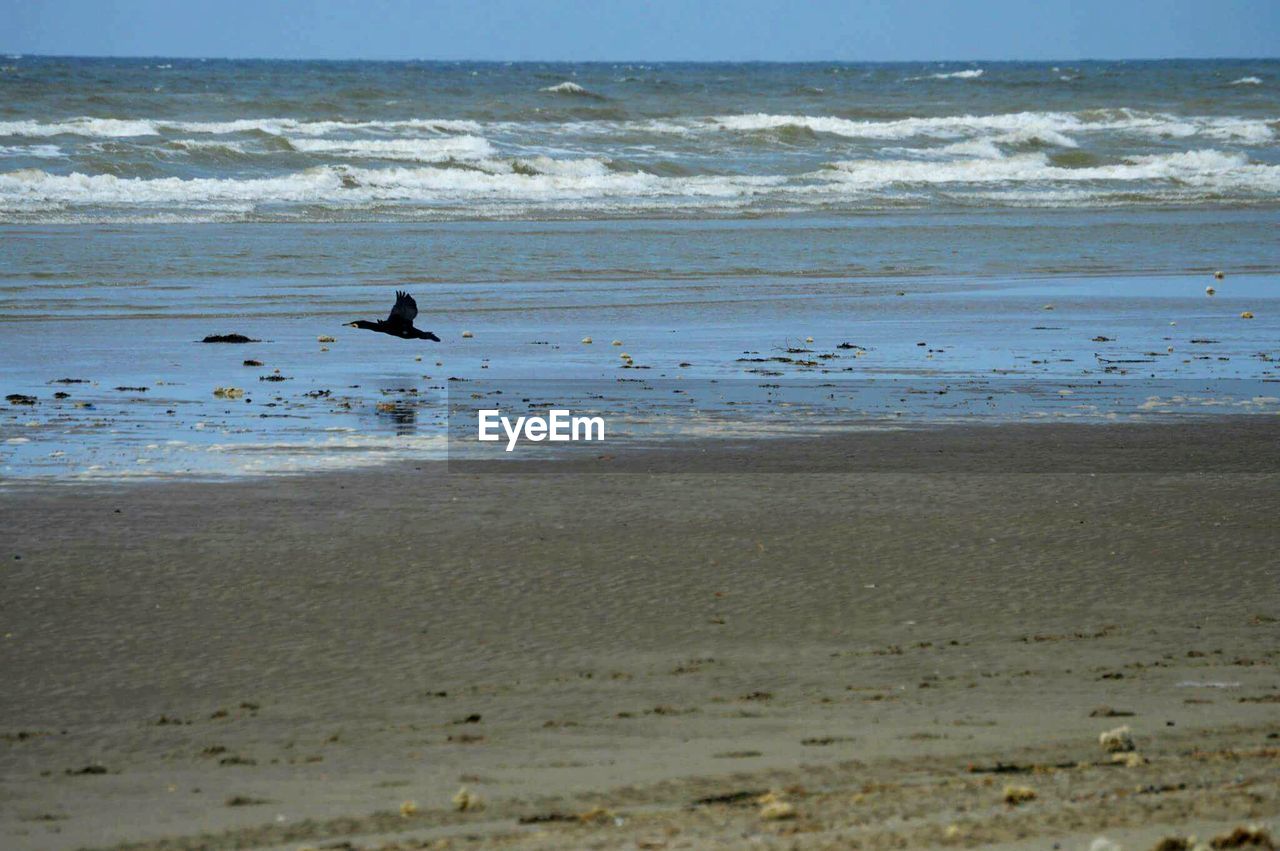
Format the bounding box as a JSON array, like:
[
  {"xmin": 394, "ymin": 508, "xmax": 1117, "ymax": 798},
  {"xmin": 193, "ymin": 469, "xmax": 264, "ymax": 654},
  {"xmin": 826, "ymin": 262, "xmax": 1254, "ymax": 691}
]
[
  {"xmin": 285, "ymin": 136, "xmax": 496, "ymax": 162},
  {"xmin": 540, "ymin": 81, "xmax": 606, "ymax": 99},
  {"xmin": 691, "ymin": 110, "xmax": 1276, "ymax": 144},
  {"xmin": 906, "ymin": 68, "xmax": 985, "ymax": 81},
  {"xmin": 0, "ymin": 116, "xmax": 483, "ymax": 138}
]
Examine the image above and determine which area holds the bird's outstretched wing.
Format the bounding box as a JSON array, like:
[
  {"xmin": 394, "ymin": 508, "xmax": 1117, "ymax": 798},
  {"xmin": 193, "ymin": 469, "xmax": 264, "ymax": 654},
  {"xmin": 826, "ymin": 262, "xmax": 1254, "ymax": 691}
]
[{"xmin": 387, "ymin": 290, "xmax": 418, "ymax": 326}]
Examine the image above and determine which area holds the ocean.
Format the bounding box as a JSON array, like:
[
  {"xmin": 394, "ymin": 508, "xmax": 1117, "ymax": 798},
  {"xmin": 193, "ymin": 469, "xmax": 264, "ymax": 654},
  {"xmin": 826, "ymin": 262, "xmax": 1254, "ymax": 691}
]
[{"xmin": 1, "ymin": 58, "xmax": 1278, "ymax": 480}]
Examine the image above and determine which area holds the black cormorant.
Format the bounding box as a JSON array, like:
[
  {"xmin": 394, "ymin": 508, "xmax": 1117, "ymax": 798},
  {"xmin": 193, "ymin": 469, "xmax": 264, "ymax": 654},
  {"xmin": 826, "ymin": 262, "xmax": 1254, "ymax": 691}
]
[{"xmin": 345, "ymin": 291, "xmax": 440, "ymax": 341}]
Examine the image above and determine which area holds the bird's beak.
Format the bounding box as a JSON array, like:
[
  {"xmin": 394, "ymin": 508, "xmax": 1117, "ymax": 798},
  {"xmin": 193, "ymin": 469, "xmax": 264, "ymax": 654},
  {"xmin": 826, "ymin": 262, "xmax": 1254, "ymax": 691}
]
[{"xmin": 343, "ymin": 322, "xmax": 358, "ymax": 327}]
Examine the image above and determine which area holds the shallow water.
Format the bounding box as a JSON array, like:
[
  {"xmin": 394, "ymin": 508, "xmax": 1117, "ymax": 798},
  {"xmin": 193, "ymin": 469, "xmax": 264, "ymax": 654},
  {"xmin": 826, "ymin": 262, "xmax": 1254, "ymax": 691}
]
[{"xmin": 2, "ymin": 216, "xmax": 1279, "ymax": 481}]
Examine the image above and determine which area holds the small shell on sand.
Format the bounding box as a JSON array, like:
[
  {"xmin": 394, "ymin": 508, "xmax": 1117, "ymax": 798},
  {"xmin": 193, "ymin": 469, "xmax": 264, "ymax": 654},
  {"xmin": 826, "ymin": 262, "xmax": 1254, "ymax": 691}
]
[
  {"xmin": 620, "ymin": 353, "xmax": 632, "ymax": 360},
  {"xmin": 611, "ymin": 339, "xmax": 623, "ymax": 346},
  {"xmin": 759, "ymin": 799, "xmax": 796, "ymax": 820},
  {"xmin": 461, "ymin": 331, "xmax": 474, "ymax": 338},
  {"xmin": 1043, "ymin": 304, "xmax": 1055, "ymax": 310},
  {"xmin": 452, "ymin": 786, "xmax": 483, "ymax": 812},
  {"xmin": 805, "ymin": 336, "xmax": 814, "ymax": 343},
  {"xmin": 1099, "ymin": 725, "xmax": 1135, "ymax": 753},
  {"xmin": 317, "ymin": 335, "xmax": 336, "ymax": 343},
  {"xmin": 399, "ymin": 800, "xmax": 418, "ymax": 817},
  {"xmin": 581, "ymin": 336, "xmax": 593, "ymax": 344},
  {"xmin": 1002, "ymin": 784, "xmax": 1037, "ymax": 805},
  {"xmin": 1241, "ymin": 311, "xmax": 1254, "ymax": 319}
]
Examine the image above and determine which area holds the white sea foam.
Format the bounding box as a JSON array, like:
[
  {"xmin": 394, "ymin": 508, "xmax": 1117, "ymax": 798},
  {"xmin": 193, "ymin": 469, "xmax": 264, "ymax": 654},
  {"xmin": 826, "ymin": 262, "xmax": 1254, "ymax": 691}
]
[
  {"xmin": 287, "ymin": 136, "xmax": 496, "ymax": 162},
  {"xmin": 0, "ymin": 118, "xmax": 163, "ymax": 138},
  {"xmin": 692, "ymin": 110, "xmax": 1276, "ymax": 144},
  {"xmin": 166, "ymin": 139, "xmax": 250, "ymax": 154},
  {"xmin": 819, "ymin": 149, "xmax": 1279, "ymax": 192},
  {"xmin": 1230, "ymin": 76, "xmax": 1262, "ymax": 86},
  {"xmin": 0, "ymin": 144, "xmax": 63, "ymax": 158},
  {"xmin": 0, "ymin": 162, "xmax": 782, "ymax": 210},
  {"xmin": 0, "ymin": 116, "xmax": 483, "ymax": 138},
  {"xmin": 906, "ymin": 68, "xmax": 984, "ymax": 81},
  {"xmin": 541, "ymin": 81, "xmax": 598, "ymax": 96},
  {"xmin": 3, "ymin": 145, "xmax": 1273, "ymax": 218}
]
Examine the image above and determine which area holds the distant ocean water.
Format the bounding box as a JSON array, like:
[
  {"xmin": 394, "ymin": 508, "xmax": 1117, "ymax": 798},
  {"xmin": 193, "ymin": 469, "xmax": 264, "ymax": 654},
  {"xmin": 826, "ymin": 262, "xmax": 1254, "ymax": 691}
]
[{"xmin": 0, "ymin": 58, "xmax": 1277, "ymax": 221}]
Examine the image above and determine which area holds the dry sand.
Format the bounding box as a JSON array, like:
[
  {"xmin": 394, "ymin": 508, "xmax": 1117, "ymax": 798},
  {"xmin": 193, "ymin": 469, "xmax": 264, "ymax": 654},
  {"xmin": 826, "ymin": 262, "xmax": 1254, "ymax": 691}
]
[{"xmin": 2, "ymin": 420, "xmax": 1278, "ymax": 851}]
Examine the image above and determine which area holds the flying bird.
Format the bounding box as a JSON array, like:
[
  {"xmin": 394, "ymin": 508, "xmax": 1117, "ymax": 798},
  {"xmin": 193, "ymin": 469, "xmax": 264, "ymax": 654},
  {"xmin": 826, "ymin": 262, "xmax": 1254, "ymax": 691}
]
[{"xmin": 345, "ymin": 291, "xmax": 440, "ymax": 341}]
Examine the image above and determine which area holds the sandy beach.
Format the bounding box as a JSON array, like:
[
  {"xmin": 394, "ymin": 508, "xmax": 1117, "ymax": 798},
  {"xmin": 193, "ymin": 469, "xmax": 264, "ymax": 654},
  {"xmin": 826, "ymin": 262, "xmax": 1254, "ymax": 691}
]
[{"xmin": 3, "ymin": 419, "xmax": 1277, "ymax": 850}]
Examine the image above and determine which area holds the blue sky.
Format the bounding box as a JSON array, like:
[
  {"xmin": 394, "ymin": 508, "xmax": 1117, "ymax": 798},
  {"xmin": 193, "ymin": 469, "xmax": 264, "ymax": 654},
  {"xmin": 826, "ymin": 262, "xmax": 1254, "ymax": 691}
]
[{"xmin": 2, "ymin": 0, "xmax": 1277, "ymax": 61}]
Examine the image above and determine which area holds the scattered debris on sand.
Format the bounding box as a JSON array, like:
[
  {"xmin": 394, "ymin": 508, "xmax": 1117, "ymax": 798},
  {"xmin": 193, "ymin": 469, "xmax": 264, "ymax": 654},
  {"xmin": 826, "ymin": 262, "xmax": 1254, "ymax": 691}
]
[
  {"xmin": 201, "ymin": 334, "xmax": 257, "ymax": 343},
  {"xmin": 225, "ymin": 795, "xmax": 269, "ymax": 807},
  {"xmin": 452, "ymin": 786, "xmax": 483, "ymax": 812},
  {"xmin": 757, "ymin": 791, "xmax": 797, "ymax": 820},
  {"xmin": 1209, "ymin": 825, "xmax": 1275, "ymax": 849},
  {"xmin": 317, "ymin": 335, "xmax": 336, "ymax": 343},
  {"xmin": 692, "ymin": 789, "xmax": 767, "ymax": 807},
  {"xmin": 1090, "ymin": 705, "xmax": 1136, "ymax": 717},
  {"xmin": 65, "ymin": 764, "xmax": 108, "ymax": 775},
  {"xmin": 1152, "ymin": 825, "xmax": 1278, "ymax": 851},
  {"xmin": 1099, "ymin": 725, "xmax": 1136, "ymax": 753},
  {"xmin": 213, "ymin": 387, "xmax": 245, "ymax": 400},
  {"xmin": 6, "ymin": 394, "xmax": 36, "ymax": 405},
  {"xmin": 1002, "ymin": 784, "xmax": 1037, "ymax": 805}
]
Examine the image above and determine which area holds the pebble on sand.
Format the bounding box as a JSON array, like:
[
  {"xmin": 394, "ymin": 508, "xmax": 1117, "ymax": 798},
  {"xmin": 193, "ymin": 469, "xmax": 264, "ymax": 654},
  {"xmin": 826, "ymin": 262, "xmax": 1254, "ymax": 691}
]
[
  {"xmin": 581, "ymin": 336, "xmax": 593, "ymax": 344},
  {"xmin": 399, "ymin": 800, "xmax": 418, "ymax": 817},
  {"xmin": 611, "ymin": 340, "xmax": 622, "ymax": 346},
  {"xmin": 1002, "ymin": 784, "xmax": 1037, "ymax": 805},
  {"xmin": 1215, "ymin": 270, "xmax": 1225, "ymax": 280},
  {"xmin": 1241, "ymin": 311, "xmax": 1254, "ymax": 319},
  {"xmin": 452, "ymin": 786, "xmax": 483, "ymax": 812},
  {"xmin": 1099, "ymin": 725, "xmax": 1136, "ymax": 753},
  {"xmin": 461, "ymin": 331, "xmax": 474, "ymax": 338},
  {"xmin": 758, "ymin": 795, "xmax": 796, "ymax": 821},
  {"xmin": 1206, "ymin": 286, "xmax": 1216, "ymax": 295}
]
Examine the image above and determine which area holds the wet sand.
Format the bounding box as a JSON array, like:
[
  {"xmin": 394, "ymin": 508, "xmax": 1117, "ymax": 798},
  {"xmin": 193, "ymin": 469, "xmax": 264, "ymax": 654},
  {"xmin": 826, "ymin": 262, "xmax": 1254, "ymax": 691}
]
[{"xmin": 2, "ymin": 419, "xmax": 1278, "ymax": 850}]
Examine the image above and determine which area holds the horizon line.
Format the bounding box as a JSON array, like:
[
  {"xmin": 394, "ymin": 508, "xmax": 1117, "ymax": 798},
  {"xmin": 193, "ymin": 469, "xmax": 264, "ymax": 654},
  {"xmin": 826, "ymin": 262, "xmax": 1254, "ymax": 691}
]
[{"xmin": 3, "ymin": 52, "xmax": 1277, "ymax": 64}]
